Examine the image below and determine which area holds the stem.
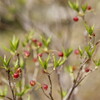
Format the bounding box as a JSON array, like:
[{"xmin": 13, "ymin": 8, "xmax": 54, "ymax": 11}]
[
  {"xmin": 63, "ymin": 58, "xmax": 90, "ymax": 100},
  {"xmin": 41, "ymin": 87, "xmax": 51, "ymax": 99},
  {"xmin": 57, "ymin": 73, "xmax": 63, "ymax": 100},
  {"xmin": 65, "ymin": 84, "xmax": 76, "ymax": 100},
  {"xmin": 17, "ymin": 54, "xmax": 23, "ymax": 100},
  {"xmin": 24, "ymin": 58, "xmax": 28, "ymax": 85},
  {"xmin": 7, "ymin": 70, "xmax": 16, "ymax": 100},
  {"xmin": 48, "ymin": 74, "xmax": 54, "ymax": 100},
  {"xmin": 0, "ymin": 95, "xmax": 12, "ymax": 100}
]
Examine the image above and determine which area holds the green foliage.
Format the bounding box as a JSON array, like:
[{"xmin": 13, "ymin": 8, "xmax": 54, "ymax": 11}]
[
  {"xmin": 19, "ymin": 57, "xmax": 25, "ymax": 69},
  {"xmin": 39, "ymin": 55, "xmax": 50, "ymax": 69},
  {"xmin": 85, "ymin": 45, "xmax": 95, "ymax": 58},
  {"xmin": 63, "ymin": 48, "xmax": 73, "ymax": 58},
  {"xmin": 0, "ymin": 56, "xmax": 11, "ymax": 69},
  {"xmin": 78, "ymin": 46, "xmax": 84, "ymax": 56},
  {"xmin": 0, "ymin": 87, "xmax": 8, "ymax": 98},
  {"xmin": 3, "ymin": 36, "xmax": 19, "ymax": 55},
  {"xmin": 16, "ymin": 86, "xmax": 31, "ymax": 97},
  {"xmin": 94, "ymin": 59, "xmax": 100, "ymax": 67},
  {"xmin": 10, "ymin": 36, "xmax": 19, "ymax": 53},
  {"xmin": 68, "ymin": 1, "xmax": 80, "ymax": 12},
  {"xmin": 84, "ymin": 24, "xmax": 94, "ymax": 35},
  {"xmin": 22, "ymin": 31, "xmax": 34, "ymax": 47},
  {"xmin": 53, "ymin": 56, "xmax": 67, "ymax": 68},
  {"xmin": 41, "ymin": 36, "xmax": 51, "ymax": 48},
  {"xmin": 62, "ymin": 91, "xmax": 68, "ymax": 97},
  {"xmin": 14, "ymin": 57, "xmax": 25, "ymax": 69},
  {"xmin": 18, "ymin": 0, "xmax": 26, "ymax": 5},
  {"xmin": 66, "ymin": 66, "xmax": 73, "ymax": 73},
  {"xmin": 81, "ymin": 4, "xmax": 88, "ymax": 12}
]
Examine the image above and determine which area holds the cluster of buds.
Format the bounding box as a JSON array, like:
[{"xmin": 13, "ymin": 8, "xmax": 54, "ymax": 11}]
[
  {"xmin": 73, "ymin": 6, "xmax": 92, "ymax": 22},
  {"xmin": 32, "ymin": 39, "xmax": 42, "ymax": 47}
]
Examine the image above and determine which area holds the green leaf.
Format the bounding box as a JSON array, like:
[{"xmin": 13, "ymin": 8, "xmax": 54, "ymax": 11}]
[
  {"xmin": 46, "ymin": 37, "xmax": 51, "ymax": 47},
  {"xmin": 9, "ymin": 36, "xmax": 20, "ymax": 54},
  {"xmin": 78, "ymin": 46, "xmax": 84, "ymax": 56},
  {"xmin": 41, "ymin": 36, "xmax": 51, "ymax": 47},
  {"xmin": 0, "ymin": 87, "xmax": 8, "ymax": 98},
  {"xmin": 0, "ymin": 55, "xmax": 11, "ymax": 68},
  {"xmin": 46, "ymin": 54, "xmax": 50, "ymax": 63},
  {"xmin": 53, "ymin": 56, "xmax": 59, "ymax": 68},
  {"xmin": 38, "ymin": 57, "xmax": 44, "ymax": 68},
  {"xmin": 17, "ymin": 86, "xmax": 31, "ymax": 96},
  {"xmin": 94, "ymin": 59, "xmax": 100, "ymax": 66},
  {"xmin": 81, "ymin": 4, "xmax": 88, "ymax": 12},
  {"xmin": 14, "ymin": 59, "xmax": 19, "ymax": 69},
  {"xmin": 62, "ymin": 91, "xmax": 68, "ymax": 97},
  {"xmin": 20, "ymin": 57, "xmax": 25, "ymax": 69},
  {"xmin": 68, "ymin": 1, "xmax": 79, "ymax": 12},
  {"xmin": 3, "ymin": 87, "xmax": 8, "ymax": 96},
  {"xmin": 66, "ymin": 66, "xmax": 73, "ymax": 73},
  {"xmin": 84, "ymin": 24, "xmax": 94, "ymax": 35},
  {"xmin": 59, "ymin": 58, "xmax": 67, "ymax": 66},
  {"xmin": 43, "ymin": 61, "xmax": 48, "ymax": 69},
  {"xmin": 85, "ymin": 45, "xmax": 95, "ymax": 58},
  {"xmin": 63, "ymin": 48, "xmax": 73, "ymax": 58}
]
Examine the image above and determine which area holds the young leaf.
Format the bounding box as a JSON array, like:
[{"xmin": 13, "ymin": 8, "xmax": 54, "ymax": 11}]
[
  {"xmin": 20, "ymin": 57, "xmax": 25, "ymax": 69},
  {"xmin": 94, "ymin": 59, "xmax": 100, "ymax": 66},
  {"xmin": 62, "ymin": 91, "xmax": 68, "ymax": 97},
  {"xmin": 78, "ymin": 46, "xmax": 84, "ymax": 56},
  {"xmin": 16, "ymin": 86, "xmax": 31, "ymax": 96},
  {"xmin": 68, "ymin": 1, "xmax": 79, "ymax": 12},
  {"xmin": 38, "ymin": 57, "xmax": 44, "ymax": 68},
  {"xmin": 81, "ymin": 4, "xmax": 88, "ymax": 12},
  {"xmin": 63, "ymin": 48, "xmax": 73, "ymax": 58},
  {"xmin": 66, "ymin": 66, "xmax": 73, "ymax": 73},
  {"xmin": 59, "ymin": 58, "xmax": 67, "ymax": 66},
  {"xmin": 84, "ymin": 24, "xmax": 94, "ymax": 35}
]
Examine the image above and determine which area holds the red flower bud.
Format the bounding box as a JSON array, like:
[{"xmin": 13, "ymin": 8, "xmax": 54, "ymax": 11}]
[
  {"xmin": 32, "ymin": 39, "xmax": 38, "ymax": 43},
  {"xmin": 13, "ymin": 73, "xmax": 19, "ymax": 78},
  {"xmin": 37, "ymin": 42, "xmax": 42, "ymax": 47},
  {"xmin": 73, "ymin": 17, "xmax": 79, "ymax": 22},
  {"xmin": 92, "ymin": 33, "xmax": 95, "ymax": 37},
  {"xmin": 85, "ymin": 68, "xmax": 90, "ymax": 72},
  {"xmin": 74, "ymin": 49, "xmax": 80, "ymax": 55},
  {"xmin": 42, "ymin": 84, "xmax": 48, "ymax": 90},
  {"xmin": 30, "ymin": 80, "xmax": 36, "ymax": 86},
  {"xmin": 33, "ymin": 58, "xmax": 38, "ymax": 62},
  {"xmin": 38, "ymin": 53, "xmax": 43, "ymax": 57},
  {"xmin": 24, "ymin": 51, "xmax": 30, "ymax": 57},
  {"xmin": 87, "ymin": 6, "xmax": 92, "ymax": 10},
  {"xmin": 58, "ymin": 52, "xmax": 63, "ymax": 57}
]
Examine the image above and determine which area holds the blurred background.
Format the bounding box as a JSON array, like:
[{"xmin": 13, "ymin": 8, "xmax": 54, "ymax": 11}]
[{"xmin": 0, "ymin": 0, "xmax": 100, "ymax": 100}]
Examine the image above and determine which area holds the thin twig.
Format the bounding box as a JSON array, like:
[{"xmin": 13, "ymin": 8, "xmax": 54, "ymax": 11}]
[
  {"xmin": 75, "ymin": 58, "xmax": 90, "ymax": 83},
  {"xmin": 57, "ymin": 73, "xmax": 63, "ymax": 100},
  {"xmin": 41, "ymin": 87, "xmax": 51, "ymax": 99},
  {"xmin": 63, "ymin": 58, "xmax": 90, "ymax": 100},
  {"xmin": 48, "ymin": 74, "xmax": 54, "ymax": 100},
  {"xmin": 17, "ymin": 54, "xmax": 23, "ymax": 100},
  {"xmin": 63, "ymin": 84, "xmax": 76, "ymax": 100},
  {"xmin": 7, "ymin": 70, "xmax": 16, "ymax": 100}
]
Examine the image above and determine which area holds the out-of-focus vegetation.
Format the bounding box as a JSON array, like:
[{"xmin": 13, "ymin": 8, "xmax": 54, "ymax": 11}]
[{"xmin": 0, "ymin": 0, "xmax": 100, "ymax": 100}]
